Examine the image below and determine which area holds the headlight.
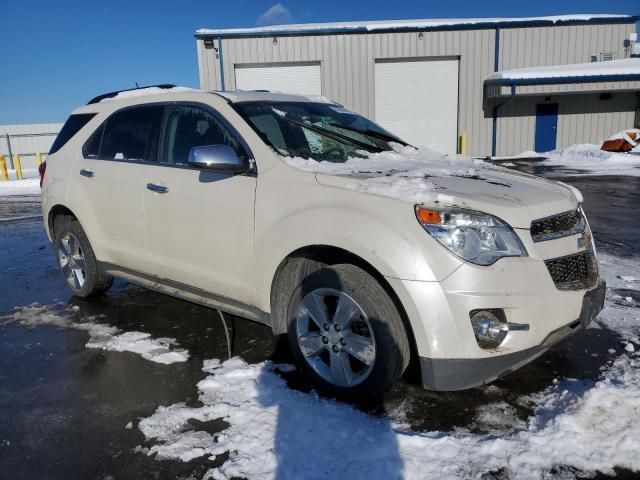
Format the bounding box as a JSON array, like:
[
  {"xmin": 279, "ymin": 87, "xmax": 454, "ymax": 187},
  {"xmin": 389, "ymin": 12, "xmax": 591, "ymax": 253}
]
[{"xmin": 415, "ymin": 206, "xmax": 527, "ymax": 265}]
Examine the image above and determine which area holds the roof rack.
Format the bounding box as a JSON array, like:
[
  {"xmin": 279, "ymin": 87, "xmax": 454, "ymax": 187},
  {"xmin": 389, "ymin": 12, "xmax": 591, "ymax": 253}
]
[{"xmin": 87, "ymin": 84, "xmax": 177, "ymax": 105}]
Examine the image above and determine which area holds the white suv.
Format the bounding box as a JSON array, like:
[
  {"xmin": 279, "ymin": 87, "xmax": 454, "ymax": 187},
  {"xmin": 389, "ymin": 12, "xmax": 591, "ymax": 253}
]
[{"xmin": 41, "ymin": 85, "xmax": 605, "ymax": 399}]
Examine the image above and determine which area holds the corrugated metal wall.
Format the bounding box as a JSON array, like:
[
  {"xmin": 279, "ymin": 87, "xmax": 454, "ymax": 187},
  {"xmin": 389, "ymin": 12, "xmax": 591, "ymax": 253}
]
[
  {"xmin": 498, "ymin": 24, "xmax": 631, "ymax": 70},
  {"xmin": 197, "ymin": 21, "xmax": 637, "ymax": 156},
  {"xmin": 199, "ymin": 29, "xmax": 496, "ymax": 154},
  {"xmin": 0, "ymin": 123, "xmax": 62, "ymax": 170},
  {"xmin": 497, "ymin": 92, "xmax": 638, "ymax": 153}
]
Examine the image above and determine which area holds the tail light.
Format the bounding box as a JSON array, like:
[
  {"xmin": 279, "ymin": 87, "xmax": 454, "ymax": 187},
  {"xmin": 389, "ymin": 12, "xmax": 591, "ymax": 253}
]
[{"xmin": 39, "ymin": 161, "xmax": 46, "ymax": 187}]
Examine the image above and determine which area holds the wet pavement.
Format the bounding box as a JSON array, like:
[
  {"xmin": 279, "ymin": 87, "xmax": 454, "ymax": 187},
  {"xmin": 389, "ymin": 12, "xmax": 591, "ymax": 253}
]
[{"xmin": 1, "ymin": 173, "xmax": 639, "ymax": 479}]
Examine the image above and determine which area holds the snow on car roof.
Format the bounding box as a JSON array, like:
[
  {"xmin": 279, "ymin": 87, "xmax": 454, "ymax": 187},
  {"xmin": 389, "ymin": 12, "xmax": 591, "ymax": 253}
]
[
  {"xmin": 487, "ymin": 58, "xmax": 640, "ymax": 83},
  {"xmin": 97, "ymin": 86, "xmax": 198, "ymax": 103},
  {"xmin": 213, "ymin": 90, "xmax": 333, "ymax": 104},
  {"xmin": 196, "ymin": 14, "xmax": 635, "ymax": 37}
]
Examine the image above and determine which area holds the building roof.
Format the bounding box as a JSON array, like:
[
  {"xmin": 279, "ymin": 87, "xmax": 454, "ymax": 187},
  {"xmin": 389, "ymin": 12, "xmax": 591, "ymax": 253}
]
[
  {"xmin": 486, "ymin": 58, "xmax": 640, "ymax": 85},
  {"xmin": 195, "ymin": 14, "xmax": 638, "ymax": 38}
]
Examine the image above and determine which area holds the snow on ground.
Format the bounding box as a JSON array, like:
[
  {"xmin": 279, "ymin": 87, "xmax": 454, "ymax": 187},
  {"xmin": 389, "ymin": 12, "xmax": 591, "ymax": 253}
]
[
  {"xmin": 0, "ymin": 168, "xmax": 41, "ymax": 196},
  {"xmin": 518, "ymin": 144, "xmax": 640, "ymax": 176},
  {"xmin": 136, "ymin": 251, "xmax": 640, "ymax": 480},
  {"xmin": 3, "ymin": 303, "xmax": 189, "ymax": 364}
]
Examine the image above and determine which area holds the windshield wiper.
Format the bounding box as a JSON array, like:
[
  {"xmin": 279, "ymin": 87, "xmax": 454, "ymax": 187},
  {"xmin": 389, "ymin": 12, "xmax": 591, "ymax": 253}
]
[
  {"xmin": 277, "ymin": 115, "xmax": 383, "ymax": 153},
  {"xmin": 327, "ymin": 122, "xmax": 409, "ymax": 146}
]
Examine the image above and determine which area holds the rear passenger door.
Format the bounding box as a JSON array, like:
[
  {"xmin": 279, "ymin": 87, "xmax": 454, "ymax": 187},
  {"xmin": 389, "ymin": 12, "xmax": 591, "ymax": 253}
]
[
  {"xmin": 143, "ymin": 104, "xmax": 257, "ymax": 305},
  {"xmin": 69, "ymin": 105, "xmax": 163, "ymax": 273}
]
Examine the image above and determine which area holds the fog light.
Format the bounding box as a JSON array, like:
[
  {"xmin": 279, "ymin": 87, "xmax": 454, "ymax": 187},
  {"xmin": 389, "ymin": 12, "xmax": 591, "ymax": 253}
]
[{"xmin": 470, "ymin": 310, "xmax": 507, "ymax": 349}]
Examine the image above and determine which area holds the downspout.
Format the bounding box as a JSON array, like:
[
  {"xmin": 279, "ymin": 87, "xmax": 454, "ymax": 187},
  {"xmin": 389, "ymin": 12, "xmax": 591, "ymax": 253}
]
[
  {"xmin": 491, "ymin": 84, "xmax": 516, "ymax": 157},
  {"xmin": 217, "ymin": 36, "xmax": 226, "ymax": 91},
  {"xmin": 490, "ymin": 27, "xmax": 507, "ymax": 157}
]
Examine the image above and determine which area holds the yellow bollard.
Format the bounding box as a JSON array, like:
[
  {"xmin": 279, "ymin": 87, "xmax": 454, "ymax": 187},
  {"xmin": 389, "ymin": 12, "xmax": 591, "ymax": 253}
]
[
  {"xmin": 36, "ymin": 152, "xmax": 42, "ymax": 167},
  {"xmin": 0, "ymin": 155, "xmax": 8, "ymax": 181},
  {"xmin": 459, "ymin": 132, "xmax": 468, "ymax": 155},
  {"xmin": 14, "ymin": 154, "xmax": 23, "ymax": 180}
]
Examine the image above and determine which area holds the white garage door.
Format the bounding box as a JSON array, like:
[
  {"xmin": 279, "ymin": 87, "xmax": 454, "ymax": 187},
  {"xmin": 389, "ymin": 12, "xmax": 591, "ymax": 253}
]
[
  {"xmin": 375, "ymin": 58, "xmax": 459, "ymax": 153},
  {"xmin": 234, "ymin": 63, "xmax": 321, "ymax": 96}
]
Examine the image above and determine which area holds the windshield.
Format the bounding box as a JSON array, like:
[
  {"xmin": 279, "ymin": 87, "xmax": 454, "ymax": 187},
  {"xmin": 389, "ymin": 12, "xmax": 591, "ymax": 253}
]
[{"xmin": 233, "ymin": 101, "xmax": 407, "ymax": 162}]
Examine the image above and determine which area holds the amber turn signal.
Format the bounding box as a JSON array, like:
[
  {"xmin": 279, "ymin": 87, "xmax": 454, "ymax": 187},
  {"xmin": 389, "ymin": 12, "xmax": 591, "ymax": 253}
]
[{"xmin": 415, "ymin": 207, "xmax": 442, "ymax": 225}]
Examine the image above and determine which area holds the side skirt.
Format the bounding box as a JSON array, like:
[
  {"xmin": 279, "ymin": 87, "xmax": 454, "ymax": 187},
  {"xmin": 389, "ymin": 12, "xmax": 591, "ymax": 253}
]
[{"xmin": 100, "ymin": 262, "xmax": 272, "ymax": 327}]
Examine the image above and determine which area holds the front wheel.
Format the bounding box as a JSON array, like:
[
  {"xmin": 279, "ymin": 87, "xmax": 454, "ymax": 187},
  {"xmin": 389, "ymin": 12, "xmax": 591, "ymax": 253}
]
[
  {"xmin": 54, "ymin": 218, "xmax": 112, "ymax": 297},
  {"xmin": 286, "ymin": 263, "xmax": 410, "ymax": 400}
]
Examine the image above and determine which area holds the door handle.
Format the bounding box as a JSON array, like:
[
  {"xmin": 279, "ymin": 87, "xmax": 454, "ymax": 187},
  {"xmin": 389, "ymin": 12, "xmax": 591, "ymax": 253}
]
[
  {"xmin": 146, "ymin": 183, "xmax": 168, "ymax": 194},
  {"xmin": 79, "ymin": 169, "xmax": 94, "ymax": 178}
]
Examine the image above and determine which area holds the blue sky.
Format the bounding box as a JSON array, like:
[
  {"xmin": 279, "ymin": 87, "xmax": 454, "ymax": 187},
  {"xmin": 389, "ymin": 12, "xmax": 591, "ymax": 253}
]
[{"xmin": 1, "ymin": 0, "xmax": 637, "ymax": 124}]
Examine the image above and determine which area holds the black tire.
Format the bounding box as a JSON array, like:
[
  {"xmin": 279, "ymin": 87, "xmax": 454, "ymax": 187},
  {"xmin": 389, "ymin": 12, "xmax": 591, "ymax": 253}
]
[
  {"xmin": 286, "ymin": 263, "xmax": 410, "ymax": 400},
  {"xmin": 53, "ymin": 217, "xmax": 112, "ymax": 297}
]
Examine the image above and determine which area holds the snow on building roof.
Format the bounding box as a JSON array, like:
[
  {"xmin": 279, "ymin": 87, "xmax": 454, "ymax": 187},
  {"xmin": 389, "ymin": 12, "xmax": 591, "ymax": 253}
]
[
  {"xmin": 196, "ymin": 14, "xmax": 636, "ymax": 38},
  {"xmin": 487, "ymin": 58, "xmax": 640, "ymax": 84}
]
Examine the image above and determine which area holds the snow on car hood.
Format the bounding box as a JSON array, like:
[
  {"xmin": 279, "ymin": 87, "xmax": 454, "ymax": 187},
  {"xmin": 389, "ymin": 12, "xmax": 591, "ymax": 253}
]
[{"xmin": 285, "ymin": 146, "xmax": 581, "ymax": 229}]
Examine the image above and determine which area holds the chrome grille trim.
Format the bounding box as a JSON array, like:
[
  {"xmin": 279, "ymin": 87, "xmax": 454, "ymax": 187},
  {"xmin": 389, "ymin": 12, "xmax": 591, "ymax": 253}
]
[
  {"xmin": 530, "ymin": 208, "xmax": 586, "ymax": 242},
  {"xmin": 544, "ymin": 250, "xmax": 598, "ymax": 291}
]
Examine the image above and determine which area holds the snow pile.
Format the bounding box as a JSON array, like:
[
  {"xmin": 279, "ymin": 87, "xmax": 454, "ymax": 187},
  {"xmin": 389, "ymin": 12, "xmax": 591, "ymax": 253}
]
[
  {"xmin": 0, "ymin": 178, "xmax": 40, "ymax": 196},
  {"xmin": 488, "ymin": 57, "xmax": 640, "ymax": 81},
  {"xmin": 286, "ymin": 144, "xmax": 489, "ymax": 204},
  {"xmin": 100, "ymin": 86, "xmax": 197, "ymax": 103},
  {"xmin": 4, "ymin": 303, "xmax": 189, "ymax": 365},
  {"xmin": 138, "ymin": 353, "xmax": 640, "ymax": 480},
  {"xmin": 528, "ymin": 144, "xmax": 640, "ymax": 176},
  {"xmin": 136, "ymin": 251, "xmax": 640, "ymax": 479},
  {"xmin": 0, "ymin": 168, "xmax": 40, "ymax": 196}
]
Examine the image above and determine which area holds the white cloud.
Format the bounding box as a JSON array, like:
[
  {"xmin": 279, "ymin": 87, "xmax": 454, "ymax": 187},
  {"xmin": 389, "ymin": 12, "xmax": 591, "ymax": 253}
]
[{"xmin": 256, "ymin": 3, "xmax": 293, "ymax": 27}]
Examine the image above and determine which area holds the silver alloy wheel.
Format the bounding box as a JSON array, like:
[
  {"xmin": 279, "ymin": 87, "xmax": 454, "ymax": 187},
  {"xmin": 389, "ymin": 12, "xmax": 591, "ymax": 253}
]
[
  {"xmin": 57, "ymin": 233, "xmax": 86, "ymax": 290},
  {"xmin": 296, "ymin": 288, "xmax": 376, "ymax": 387}
]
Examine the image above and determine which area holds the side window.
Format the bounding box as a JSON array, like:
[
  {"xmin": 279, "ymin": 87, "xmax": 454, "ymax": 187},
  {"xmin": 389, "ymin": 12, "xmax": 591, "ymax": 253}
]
[
  {"xmin": 83, "ymin": 123, "xmax": 104, "ymax": 158},
  {"xmin": 50, "ymin": 113, "xmax": 96, "ymax": 154},
  {"xmin": 100, "ymin": 106, "xmax": 163, "ymax": 161},
  {"xmin": 160, "ymin": 105, "xmax": 246, "ymax": 165}
]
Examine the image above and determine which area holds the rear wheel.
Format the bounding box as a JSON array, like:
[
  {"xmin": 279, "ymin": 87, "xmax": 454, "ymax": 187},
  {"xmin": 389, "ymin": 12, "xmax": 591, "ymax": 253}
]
[
  {"xmin": 286, "ymin": 263, "xmax": 410, "ymax": 400},
  {"xmin": 54, "ymin": 218, "xmax": 112, "ymax": 297}
]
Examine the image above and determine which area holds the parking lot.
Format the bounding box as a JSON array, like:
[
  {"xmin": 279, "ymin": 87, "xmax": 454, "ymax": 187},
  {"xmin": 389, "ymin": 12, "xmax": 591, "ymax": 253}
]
[{"xmin": 1, "ymin": 168, "xmax": 639, "ymax": 480}]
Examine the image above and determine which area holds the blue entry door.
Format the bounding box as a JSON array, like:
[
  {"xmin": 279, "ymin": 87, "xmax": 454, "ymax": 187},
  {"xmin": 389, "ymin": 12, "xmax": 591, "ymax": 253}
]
[{"xmin": 534, "ymin": 103, "xmax": 558, "ymax": 152}]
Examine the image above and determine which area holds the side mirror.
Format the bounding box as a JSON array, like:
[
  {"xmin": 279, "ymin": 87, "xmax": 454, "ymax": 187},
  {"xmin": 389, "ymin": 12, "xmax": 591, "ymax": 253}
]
[{"xmin": 187, "ymin": 145, "xmax": 249, "ymax": 173}]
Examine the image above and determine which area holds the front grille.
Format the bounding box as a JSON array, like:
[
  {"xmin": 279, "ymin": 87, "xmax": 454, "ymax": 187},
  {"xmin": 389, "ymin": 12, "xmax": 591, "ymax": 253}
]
[
  {"xmin": 531, "ymin": 209, "xmax": 585, "ymax": 242},
  {"xmin": 545, "ymin": 251, "xmax": 597, "ymax": 290}
]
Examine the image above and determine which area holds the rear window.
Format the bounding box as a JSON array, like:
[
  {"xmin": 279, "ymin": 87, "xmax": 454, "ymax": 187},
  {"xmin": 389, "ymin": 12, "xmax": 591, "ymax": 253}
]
[
  {"xmin": 49, "ymin": 113, "xmax": 96, "ymax": 154},
  {"xmin": 99, "ymin": 106, "xmax": 163, "ymax": 161}
]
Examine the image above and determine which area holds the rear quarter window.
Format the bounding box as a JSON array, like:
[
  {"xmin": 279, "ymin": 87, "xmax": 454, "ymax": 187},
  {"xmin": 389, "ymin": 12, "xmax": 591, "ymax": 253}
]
[{"xmin": 49, "ymin": 113, "xmax": 97, "ymax": 154}]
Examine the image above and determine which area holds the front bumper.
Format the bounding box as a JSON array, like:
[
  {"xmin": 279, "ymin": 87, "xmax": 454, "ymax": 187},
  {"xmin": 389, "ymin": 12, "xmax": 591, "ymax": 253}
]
[{"xmin": 419, "ymin": 279, "xmax": 606, "ymax": 391}]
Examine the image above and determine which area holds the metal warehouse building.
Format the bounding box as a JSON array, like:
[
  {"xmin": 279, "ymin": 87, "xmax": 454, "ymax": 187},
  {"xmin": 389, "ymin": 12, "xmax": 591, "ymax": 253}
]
[{"xmin": 195, "ymin": 14, "xmax": 640, "ymax": 157}]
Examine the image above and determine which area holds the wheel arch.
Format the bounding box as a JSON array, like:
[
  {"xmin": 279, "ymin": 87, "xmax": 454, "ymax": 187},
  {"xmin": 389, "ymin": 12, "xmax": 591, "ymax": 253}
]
[
  {"xmin": 269, "ymin": 244, "xmax": 422, "ymax": 383},
  {"xmin": 47, "ymin": 204, "xmax": 79, "ymax": 239}
]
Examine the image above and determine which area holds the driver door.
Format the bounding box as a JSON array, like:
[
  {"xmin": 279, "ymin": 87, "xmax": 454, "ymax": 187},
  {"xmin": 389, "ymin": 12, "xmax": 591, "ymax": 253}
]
[{"xmin": 143, "ymin": 104, "xmax": 257, "ymax": 305}]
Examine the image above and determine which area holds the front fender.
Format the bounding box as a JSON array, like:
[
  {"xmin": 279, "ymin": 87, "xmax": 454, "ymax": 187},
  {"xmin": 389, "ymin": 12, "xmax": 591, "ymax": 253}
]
[{"xmin": 254, "ymin": 168, "xmax": 462, "ymax": 312}]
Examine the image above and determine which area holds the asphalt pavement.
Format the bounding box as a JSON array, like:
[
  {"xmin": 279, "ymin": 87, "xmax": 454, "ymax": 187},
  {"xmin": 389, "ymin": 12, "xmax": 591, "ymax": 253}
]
[{"xmin": 1, "ymin": 173, "xmax": 639, "ymax": 480}]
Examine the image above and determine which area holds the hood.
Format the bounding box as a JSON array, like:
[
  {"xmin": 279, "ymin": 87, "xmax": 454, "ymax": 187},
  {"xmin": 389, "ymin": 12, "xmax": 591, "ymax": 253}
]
[{"xmin": 287, "ymin": 147, "xmax": 580, "ymax": 229}]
